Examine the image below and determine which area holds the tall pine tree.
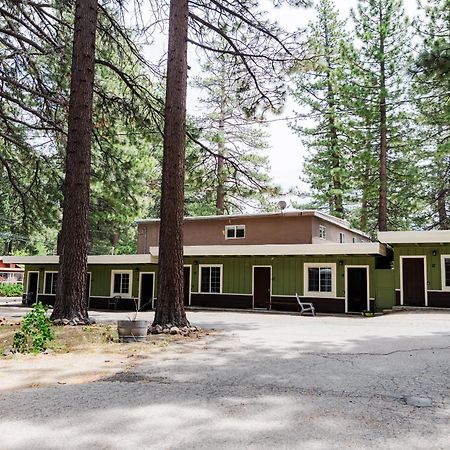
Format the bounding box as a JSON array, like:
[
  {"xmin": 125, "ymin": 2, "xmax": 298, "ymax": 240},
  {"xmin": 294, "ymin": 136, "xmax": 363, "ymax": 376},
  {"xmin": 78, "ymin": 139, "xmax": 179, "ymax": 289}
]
[
  {"xmin": 413, "ymin": 0, "xmax": 450, "ymax": 229},
  {"xmin": 290, "ymin": 0, "xmax": 352, "ymax": 219},
  {"xmin": 348, "ymin": 0, "xmax": 419, "ymax": 231}
]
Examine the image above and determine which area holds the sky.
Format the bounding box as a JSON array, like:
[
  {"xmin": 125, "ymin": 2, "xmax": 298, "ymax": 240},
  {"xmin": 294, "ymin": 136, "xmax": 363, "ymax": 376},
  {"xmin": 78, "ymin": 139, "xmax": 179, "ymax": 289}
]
[
  {"xmin": 252, "ymin": 0, "xmax": 419, "ymax": 198},
  {"xmin": 148, "ymin": 0, "xmax": 420, "ymax": 203}
]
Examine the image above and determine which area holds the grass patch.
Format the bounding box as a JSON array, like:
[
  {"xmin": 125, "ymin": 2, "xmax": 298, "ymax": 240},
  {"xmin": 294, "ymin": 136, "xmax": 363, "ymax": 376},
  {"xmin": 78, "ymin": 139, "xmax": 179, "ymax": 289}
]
[{"xmin": 1, "ymin": 319, "xmax": 209, "ymax": 357}]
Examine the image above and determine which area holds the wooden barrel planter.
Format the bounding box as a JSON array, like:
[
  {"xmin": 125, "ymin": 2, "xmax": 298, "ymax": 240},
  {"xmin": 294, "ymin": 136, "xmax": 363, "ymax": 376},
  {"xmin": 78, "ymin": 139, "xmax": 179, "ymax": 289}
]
[{"xmin": 117, "ymin": 320, "xmax": 148, "ymax": 343}]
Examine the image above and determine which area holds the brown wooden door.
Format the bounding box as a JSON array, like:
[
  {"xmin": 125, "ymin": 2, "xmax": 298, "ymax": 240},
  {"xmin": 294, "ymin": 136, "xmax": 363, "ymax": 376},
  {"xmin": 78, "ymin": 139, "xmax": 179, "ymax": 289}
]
[
  {"xmin": 184, "ymin": 266, "xmax": 191, "ymax": 306},
  {"xmin": 347, "ymin": 268, "xmax": 368, "ymax": 312},
  {"xmin": 253, "ymin": 266, "xmax": 271, "ymax": 308},
  {"xmin": 27, "ymin": 272, "xmax": 38, "ymax": 303},
  {"xmin": 402, "ymin": 258, "xmax": 426, "ymax": 306},
  {"xmin": 139, "ymin": 273, "xmax": 154, "ymax": 311}
]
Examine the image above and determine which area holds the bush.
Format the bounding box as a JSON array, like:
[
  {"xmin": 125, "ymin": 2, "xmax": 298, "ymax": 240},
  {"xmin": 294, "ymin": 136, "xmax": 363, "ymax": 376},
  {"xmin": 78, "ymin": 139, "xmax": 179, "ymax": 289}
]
[
  {"xmin": 0, "ymin": 283, "xmax": 23, "ymax": 297},
  {"xmin": 13, "ymin": 302, "xmax": 54, "ymax": 353}
]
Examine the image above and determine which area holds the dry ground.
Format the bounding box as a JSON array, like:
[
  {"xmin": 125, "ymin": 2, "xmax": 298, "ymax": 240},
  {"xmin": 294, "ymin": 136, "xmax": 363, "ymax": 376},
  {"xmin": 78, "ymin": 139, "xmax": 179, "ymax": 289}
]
[{"xmin": 0, "ymin": 318, "xmax": 209, "ymax": 392}]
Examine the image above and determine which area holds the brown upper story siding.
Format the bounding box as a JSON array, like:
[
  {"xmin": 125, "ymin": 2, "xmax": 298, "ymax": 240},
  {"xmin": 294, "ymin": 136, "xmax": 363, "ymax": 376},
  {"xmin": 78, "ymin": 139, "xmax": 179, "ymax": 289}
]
[
  {"xmin": 136, "ymin": 212, "xmax": 370, "ymax": 253},
  {"xmin": 311, "ymin": 217, "xmax": 370, "ymax": 244}
]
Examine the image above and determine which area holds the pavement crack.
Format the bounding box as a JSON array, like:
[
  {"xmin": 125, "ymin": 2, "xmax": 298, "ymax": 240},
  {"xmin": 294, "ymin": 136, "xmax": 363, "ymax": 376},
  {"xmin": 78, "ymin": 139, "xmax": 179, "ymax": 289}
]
[{"xmin": 307, "ymin": 345, "xmax": 450, "ymax": 358}]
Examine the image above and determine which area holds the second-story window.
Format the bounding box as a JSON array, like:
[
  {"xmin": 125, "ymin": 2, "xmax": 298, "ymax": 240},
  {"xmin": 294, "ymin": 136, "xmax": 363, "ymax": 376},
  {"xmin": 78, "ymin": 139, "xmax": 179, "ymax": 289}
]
[
  {"xmin": 225, "ymin": 225, "xmax": 245, "ymax": 239},
  {"xmin": 319, "ymin": 225, "xmax": 326, "ymax": 240},
  {"xmin": 340, "ymin": 232, "xmax": 345, "ymax": 243}
]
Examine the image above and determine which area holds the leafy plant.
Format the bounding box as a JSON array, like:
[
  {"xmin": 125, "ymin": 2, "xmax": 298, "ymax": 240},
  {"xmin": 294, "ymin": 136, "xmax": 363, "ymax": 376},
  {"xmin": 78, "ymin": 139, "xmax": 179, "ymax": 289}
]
[
  {"xmin": 0, "ymin": 283, "xmax": 23, "ymax": 297},
  {"xmin": 13, "ymin": 302, "xmax": 54, "ymax": 353}
]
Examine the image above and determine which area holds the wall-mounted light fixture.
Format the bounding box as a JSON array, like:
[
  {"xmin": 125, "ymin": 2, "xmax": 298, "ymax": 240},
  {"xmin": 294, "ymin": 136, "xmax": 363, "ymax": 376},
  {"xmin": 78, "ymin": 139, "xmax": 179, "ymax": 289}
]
[
  {"xmin": 339, "ymin": 260, "xmax": 344, "ymax": 266},
  {"xmin": 432, "ymin": 250, "xmax": 437, "ymax": 256}
]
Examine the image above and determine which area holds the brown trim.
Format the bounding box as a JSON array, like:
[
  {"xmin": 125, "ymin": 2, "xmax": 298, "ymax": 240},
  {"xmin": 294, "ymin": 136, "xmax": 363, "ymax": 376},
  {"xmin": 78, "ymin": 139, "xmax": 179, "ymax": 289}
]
[
  {"xmin": 37, "ymin": 294, "xmax": 55, "ymax": 307},
  {"xmin": 427, "ymin": 291, "xmax": 450, "ymax": 308},
  {"xmin": 88, "ymin": 297, "xmax": 137, "ymax": 311},
  {"xmin": 191, "ymin": 293, "xmax": 252, "ymax": 309},
  {"xmin": 271, "ymin": 296, "xmax": 345, "ymax": 314}
]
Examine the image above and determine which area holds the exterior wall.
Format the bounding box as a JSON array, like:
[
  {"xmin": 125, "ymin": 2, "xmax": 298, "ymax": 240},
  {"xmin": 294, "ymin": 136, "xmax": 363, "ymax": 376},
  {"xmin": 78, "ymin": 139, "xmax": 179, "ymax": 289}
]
[
  {"xmin": 0, "ymin": 259, "xmax": 24, "ymax": 283},
  {"xmin": 374, "ymin": 268, "xmax": 395, "ymax": 310},
  {"xmin": 24, "ymin": 246, "xmax": 450, "ymax": 313},
  {"xmin": 393, "ymin": 244, "xmax": 450, "ymax": 308},
  {"xmin": 311, "ymin": 217, "xmax": 370, "ymax": 244},
  {"xmin": 185, "ymin": 255, "xmax": 385, "ymax": 313},
  {"xmin": 23, "ymin": 264, "xmax": 159, "ymax": 311},
  {"xmin": 137, "ymin": 215, "xmax": 315, "ymax": 252}
]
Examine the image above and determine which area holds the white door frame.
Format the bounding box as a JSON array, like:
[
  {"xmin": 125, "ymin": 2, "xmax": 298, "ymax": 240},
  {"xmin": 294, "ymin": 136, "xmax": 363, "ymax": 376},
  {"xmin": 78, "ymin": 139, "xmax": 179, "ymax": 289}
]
[
  {"xmin": 252, "ymin": 265, "xmax": 272, "ymax": 309},
  {"xmin": 345, "ymin": 265, "xmax": 370, "ymax": 313},
  {"xmin": 87, "ymin": 272, "xmax": 92, "ymax": 308},
  {"xmin": 26, "ymin": 271, "xmax": 39, "ymax": 301},
  {"xmin": 138, "ymin": 272, "xmax": 155, "ymax": 309},
  {"xmin": 400, "ymin": 255, "xmax": 428, "ymax": 306},
  {"xmin": 184, "ymin": 264, "xmax": 192, "ymax": 306}
]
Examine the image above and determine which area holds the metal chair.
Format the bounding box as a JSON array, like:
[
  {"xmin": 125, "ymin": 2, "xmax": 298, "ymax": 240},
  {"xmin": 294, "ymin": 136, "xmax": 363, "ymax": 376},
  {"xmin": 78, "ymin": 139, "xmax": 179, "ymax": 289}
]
[
  {"xmin": 108, "ymin": 295, "xmax": 121, "ymax": 310},
  {"xmin": 23, "ymin": 292, "xmax": 33, "ymax": 306},
  {"xmin": 295, "ymin": 293, "xmax": 316, "ymax": 316}
]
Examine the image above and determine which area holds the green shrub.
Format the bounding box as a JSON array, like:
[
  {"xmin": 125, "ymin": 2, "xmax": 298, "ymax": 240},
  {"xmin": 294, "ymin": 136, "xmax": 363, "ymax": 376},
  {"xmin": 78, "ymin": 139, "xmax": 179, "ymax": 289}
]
[
  {"xmin": 13, "ymin": 302, "xmax": 54, "ymax": 353},
  {"xmin": 0, "ymin": 283, "xmax": 23, "ymax": 297}
]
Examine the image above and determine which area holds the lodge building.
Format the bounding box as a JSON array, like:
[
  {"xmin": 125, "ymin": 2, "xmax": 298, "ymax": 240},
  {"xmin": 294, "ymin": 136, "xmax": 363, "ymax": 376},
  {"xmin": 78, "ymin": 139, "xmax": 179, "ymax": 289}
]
[{"xmin": 4, "ymin": 210, "xmax": 450, "ymax": 314}]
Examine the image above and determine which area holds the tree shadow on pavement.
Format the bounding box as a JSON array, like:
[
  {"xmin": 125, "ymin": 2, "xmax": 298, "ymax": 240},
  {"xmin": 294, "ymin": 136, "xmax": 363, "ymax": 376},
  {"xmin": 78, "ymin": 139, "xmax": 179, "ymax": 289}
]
[{"xmin": 0, "ymin": 314, "xmax": 449, "ymax": 450}]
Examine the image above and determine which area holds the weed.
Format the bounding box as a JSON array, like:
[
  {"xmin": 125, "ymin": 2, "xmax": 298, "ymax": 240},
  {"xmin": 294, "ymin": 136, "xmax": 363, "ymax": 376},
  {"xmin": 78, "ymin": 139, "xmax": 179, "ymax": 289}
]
[
  {"xmin": 102, "ymin": 325, "xmax": 117, "ymax": 343},
  {"xmin": 0, "ymin": 283, "xmax": 23, "ymax": 297},
  {"xmin": 13, "ymin": 302, "xmax": 54, "ymax": 353}
]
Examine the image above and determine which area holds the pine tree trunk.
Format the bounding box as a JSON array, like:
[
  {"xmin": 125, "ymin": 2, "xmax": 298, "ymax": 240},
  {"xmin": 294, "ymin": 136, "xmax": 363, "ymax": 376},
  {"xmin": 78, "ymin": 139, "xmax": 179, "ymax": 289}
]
[
  {"xmin": 360, "ymin": 159, "xmax": 370, "ymax": 232},
  {"xmin": 153, "ymin": 0, "xmax": 189, "ymax": 328},
  {"xmin": 377, "ymin": 12, "xmax": 388, "ymax": 232},
  {"xmin": 51, "ymin": 0, "xmax": 97, "ymax": 322},
  {"xmin": 216, "ymin": 88, "xmax": 226, "ymax": 214},
  {"xmin": 216, "ymin": 74, "xmax": 227, "ymax": 215},
  {"xmin": 436, "ymin": 159, "xmax": 449, "ymax": 229},
  {"xmin": 216, "ymin": 153, "xmax": 225, "ymax": 214},
  {"xmin": 437, "ymin": 188, "xmax": 449, "ymax": 229},
  {"xmin": 324, "ymin": 21, "xmax": 344, "ymax": 218}
]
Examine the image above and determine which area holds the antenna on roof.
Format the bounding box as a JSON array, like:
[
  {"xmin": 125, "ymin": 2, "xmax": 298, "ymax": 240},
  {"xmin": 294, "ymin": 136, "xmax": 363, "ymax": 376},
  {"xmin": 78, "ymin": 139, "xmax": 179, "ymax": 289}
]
[{"xmin": 278, "ymin": 200, "xmax": 287, "ymax": 213}]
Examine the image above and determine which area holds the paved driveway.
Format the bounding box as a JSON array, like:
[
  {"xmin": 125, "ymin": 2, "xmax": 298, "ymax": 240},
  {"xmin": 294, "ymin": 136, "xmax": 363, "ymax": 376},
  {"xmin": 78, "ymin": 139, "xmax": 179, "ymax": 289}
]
[{"xmin": 0, "ymin": 308, "xmax": 449, "ymax": 449}]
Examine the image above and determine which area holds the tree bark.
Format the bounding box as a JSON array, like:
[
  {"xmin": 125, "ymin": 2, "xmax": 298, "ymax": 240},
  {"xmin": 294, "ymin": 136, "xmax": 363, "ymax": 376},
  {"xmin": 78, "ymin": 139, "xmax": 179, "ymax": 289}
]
[
  {"xmin": 216, "ymin": 82, "xmax": 226, "ymax": 214},
  {"xmin": 377, "ymin": 9, "xmax": 388, "ymax": 232},
  {"xmin": 436, "ymin": 159, "xmax": 449, "ymax": 229},
  {"xmin": 51, "ymin": 0, "xmax": 97, "ymax": 322},
  {"xmin": 324, "ymin": 20, "xmax": 344, "ymax": 219},
  {"xmin": 153, "ymin": 0, "xmax": 189, "ymax": 328}
]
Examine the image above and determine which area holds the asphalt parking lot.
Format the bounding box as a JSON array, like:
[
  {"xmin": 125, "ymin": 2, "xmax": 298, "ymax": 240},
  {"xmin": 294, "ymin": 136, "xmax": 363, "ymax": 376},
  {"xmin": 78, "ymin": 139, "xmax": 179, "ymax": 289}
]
[{"xmin": 0, "ymin": 305, "xmax": 449, "ymax": 449}]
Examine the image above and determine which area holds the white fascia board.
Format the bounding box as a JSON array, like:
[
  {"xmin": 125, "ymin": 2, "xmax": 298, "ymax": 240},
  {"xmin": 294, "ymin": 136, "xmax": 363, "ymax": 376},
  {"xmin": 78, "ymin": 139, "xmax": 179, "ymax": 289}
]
[
  {"xmin": 149, "ymin": 242, "xmax": 386, "ymax": 257},
  {"xmin": 87, "ymin": 254, "xmax": 155, "ymax": 264},
  {"xmin": 2, "ymin": 254, "xmax": 156, "ymax": 265},
  {"xmin": 378, "ymin": 231, "xmax": 450, "ymax": 244},
  {"xmin": 2, "ymin": 256, "xmax": 59, "ymax": 265}
]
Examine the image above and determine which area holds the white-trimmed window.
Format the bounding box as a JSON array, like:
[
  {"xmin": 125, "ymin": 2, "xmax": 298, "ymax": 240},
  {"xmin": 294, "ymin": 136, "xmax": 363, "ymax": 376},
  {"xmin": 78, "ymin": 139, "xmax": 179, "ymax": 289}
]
[
  {"xmin": 340, "ymin": 232, "xmax": 345, "ymax": 243},
  {"xmin": 304, "ymin": 263, "xmax": 336, "ymax": 297},
  {"xmin": 199, "ymin": 265, "xmax": 222, "ymax": 293},
  {"xmin": 111, "ymin": 270, "xmax": 132, "ymax": 297},
  {"xmin": 225, "ymin": 225, "xmax": 245, "ymax": 239},
  {"xmin": 44, "ymin": 271, "xmax": 58, "ymax": 295},
  {"xmin": 319, "ymin": 225, "xmax": 326, "ymax": 239},
  {"xmin": 441, "ymin": 255, "xmax": 450, "ymax": 291}
]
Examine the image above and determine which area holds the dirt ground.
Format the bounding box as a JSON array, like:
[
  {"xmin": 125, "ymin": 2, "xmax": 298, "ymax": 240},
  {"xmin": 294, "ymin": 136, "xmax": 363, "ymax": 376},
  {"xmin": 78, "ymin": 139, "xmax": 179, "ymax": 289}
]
[
  {"xmin": 0, "ymin": 310, "xmax": 449, "ymax": 449},
  {"xmin": 0, "ymin": 318, "xmax": 208, "ymax": 392}
]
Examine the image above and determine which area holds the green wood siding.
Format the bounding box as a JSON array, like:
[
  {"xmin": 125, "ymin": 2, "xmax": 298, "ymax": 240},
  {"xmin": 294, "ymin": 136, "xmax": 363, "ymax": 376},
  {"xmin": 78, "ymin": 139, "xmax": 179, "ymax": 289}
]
[
  {"xmin": 393, "ymin": 244, "xmax": 450, "ymax": 290},
  {"xmin": 22, "ymin": 254, "xmax": 402, "ymax": 311},
  {"xmin": 374, "ymin": 269, "xmax": 395, "ymax": 310},
  {"xmin": 185, "ymin": 255, "xmax": 377, "ymax": 299},
  {"xmin": 23, "ymin": 264, "xmax": 158, "ymax": 298}
]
